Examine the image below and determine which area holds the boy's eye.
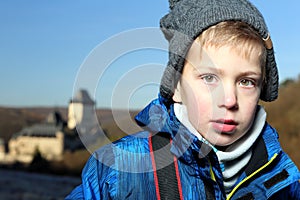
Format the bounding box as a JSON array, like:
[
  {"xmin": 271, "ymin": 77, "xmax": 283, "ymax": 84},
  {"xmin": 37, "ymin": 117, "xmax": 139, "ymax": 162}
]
[
  {"xmin": 239, "ymin": 79, "xmax": 254, "ymax": 87},
  {"xmin": 201, "ymin": 74, "xmax": 218, "ymax": 84}
]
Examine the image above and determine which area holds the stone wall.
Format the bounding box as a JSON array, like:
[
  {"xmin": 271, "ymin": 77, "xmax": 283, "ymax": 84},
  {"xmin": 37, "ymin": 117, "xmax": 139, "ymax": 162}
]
[{"xmin": 8, "ymin": 131, "xmax": 64, "ymax": 163}]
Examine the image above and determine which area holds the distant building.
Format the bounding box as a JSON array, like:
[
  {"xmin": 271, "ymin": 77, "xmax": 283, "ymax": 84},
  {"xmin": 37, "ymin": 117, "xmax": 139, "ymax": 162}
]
[
  {"xmin": 7, "ymin": 89, "xmax": 99, "ymax": 164},
  {"xmin": 67, "ymin": 89, "xmax": 102, "ymax": 148},
  {"xmin": 68, "ymin": 89, "xmax": 97, "ymax": 131},
  {"xmin": 9, "ymin": 111, "xmax": 65, "ymax": 163}
]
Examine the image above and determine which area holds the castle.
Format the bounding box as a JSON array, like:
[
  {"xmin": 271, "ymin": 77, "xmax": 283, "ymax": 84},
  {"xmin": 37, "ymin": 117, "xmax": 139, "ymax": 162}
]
[{"xmin": 2, "ymin": 89, "xmax": 97, "ymax": 164}]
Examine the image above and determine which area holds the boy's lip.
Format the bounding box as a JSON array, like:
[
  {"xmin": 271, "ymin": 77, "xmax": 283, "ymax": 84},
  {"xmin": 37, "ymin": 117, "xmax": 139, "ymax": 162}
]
[{"xmin": 210, "ymin": 119, "xmax": 238, "ymax": 134}]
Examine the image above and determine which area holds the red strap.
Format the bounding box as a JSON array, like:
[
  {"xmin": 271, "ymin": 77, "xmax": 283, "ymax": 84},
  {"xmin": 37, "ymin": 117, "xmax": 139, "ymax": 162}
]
[
  {"xmin": 149, "ymin": 133, "xmax": 183, "ymax": 200},
  {"xmin": 174, "ymin": 155, "xmax": 184, "ymax": 200},
  {"xmin": 149, "ymin": 134, "xmax": 161, "ymax": 200}
]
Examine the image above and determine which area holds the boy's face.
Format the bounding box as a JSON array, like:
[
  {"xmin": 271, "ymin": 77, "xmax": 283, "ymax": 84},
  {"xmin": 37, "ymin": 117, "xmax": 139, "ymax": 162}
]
[{"xmin": 173, "ymin": 40, "xmax": 263, "ymax": 146}]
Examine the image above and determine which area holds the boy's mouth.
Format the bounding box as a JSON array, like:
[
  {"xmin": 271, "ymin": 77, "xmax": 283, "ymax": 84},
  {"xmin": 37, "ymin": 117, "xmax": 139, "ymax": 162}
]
[{"xmin": 210, "ymin": 119, "xmax": 238, "ymax": 134}]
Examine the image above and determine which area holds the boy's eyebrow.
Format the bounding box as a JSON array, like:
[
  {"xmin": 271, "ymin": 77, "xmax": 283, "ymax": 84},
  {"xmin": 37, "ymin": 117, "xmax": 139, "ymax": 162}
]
[
  {"xmin": 192, "ymin": 66, "xmax": 224, "ymax": 75},
  {"xmin": 193, "ymin": 66, "xmax": 221, "ymax": 73},
  {"xmin": 238, "ymin": 71, "xmax": 262, "ymax": 77}
]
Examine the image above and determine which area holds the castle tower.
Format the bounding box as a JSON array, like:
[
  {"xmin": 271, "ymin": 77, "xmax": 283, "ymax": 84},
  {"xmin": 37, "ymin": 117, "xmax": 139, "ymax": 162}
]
[{"xmin": 67, "ymin": 89, "xmax": 97, "ymax": 131}]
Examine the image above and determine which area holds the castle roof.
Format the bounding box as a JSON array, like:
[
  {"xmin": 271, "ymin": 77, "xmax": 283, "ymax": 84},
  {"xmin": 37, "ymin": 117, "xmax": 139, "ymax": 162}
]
[
  {"xmin": 10, "ymin": 110, "xmax": 66, "ymax": 139},
  {"xmin": 46, "ymin": 111, "xmax": 65, "ymax": 125},
  {"xmin": 13, "ymin": 124, "xmax": 61, "ymax": 138},
  {"xmin": 70, "ymin": 89, "xmax": 95, "ymax": 105}
]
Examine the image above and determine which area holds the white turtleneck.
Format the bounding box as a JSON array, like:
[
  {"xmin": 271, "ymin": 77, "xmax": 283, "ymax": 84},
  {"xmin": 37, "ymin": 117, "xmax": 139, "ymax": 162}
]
[{"xmin": 173, "ymin": 103, "xmax": 266, "ymax": 193}]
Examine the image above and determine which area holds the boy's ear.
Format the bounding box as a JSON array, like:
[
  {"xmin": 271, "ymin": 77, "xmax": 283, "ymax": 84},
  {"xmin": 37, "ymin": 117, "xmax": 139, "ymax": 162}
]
[{"xmin": 172, "ymin": 82, "xmax": 182, "ymax": 102}]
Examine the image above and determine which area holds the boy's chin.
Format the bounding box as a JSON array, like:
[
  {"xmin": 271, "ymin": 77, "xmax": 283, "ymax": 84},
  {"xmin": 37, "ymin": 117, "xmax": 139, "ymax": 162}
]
[{"xmin": 205, "ymin": 134, "xmax": 238, "ymax": 148}]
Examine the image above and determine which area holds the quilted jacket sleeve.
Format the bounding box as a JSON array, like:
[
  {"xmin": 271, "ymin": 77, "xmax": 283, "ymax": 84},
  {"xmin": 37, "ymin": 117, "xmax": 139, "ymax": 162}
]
[
  {"xmin": 269, "ymin": 181, "xmax": 300, "ymax": 199},
  {"xmin": 289, "ymin": 181, "xmax": 300, "ymax": 200},
  {"xmin": 65, "ymin": 184, "xmax": 84, "ymax": 200},
  {"xmin": 65, "ymin": 150, "xmax": 113, "ymax": 200}
]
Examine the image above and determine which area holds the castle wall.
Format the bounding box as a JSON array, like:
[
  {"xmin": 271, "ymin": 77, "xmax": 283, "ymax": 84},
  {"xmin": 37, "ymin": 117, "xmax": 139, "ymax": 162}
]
[
  {"xmin": 8, "ymin": 131, "xmax": 64, "ymax": 163},
  {"xmin": 68, "ymin": 103, "xmax": 83, "ymax": 129},
  {"xmin": 68, "ymin": 103, "xmax": 98, "ymax": 132}
]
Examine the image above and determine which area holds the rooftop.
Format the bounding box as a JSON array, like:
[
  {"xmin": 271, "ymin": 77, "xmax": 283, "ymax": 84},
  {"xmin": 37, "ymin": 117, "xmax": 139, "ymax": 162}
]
[
  {"xmin": 70, "ymin": 89, "xmax": 95, "ymax": 105},
  {"xmin": 13, "ymin": 124, "xmax": 62, "ymax": 138}
]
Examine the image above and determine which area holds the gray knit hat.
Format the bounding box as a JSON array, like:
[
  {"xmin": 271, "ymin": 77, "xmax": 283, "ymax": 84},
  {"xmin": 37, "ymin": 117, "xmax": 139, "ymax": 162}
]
[{"xmin": 159, "ymin": 0, "xmax": 278, "ymax": 103}]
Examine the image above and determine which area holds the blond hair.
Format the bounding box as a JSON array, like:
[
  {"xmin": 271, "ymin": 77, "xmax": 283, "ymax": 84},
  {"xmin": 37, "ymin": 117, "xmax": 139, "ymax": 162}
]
[{"xmin": 198, "ymin": 21, "xmax": 267, "ymax": 76}]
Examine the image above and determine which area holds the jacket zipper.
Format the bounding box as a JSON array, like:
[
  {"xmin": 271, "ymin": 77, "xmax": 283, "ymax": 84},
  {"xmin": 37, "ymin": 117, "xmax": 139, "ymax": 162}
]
[
  {"xmin": 226, "ymin": 153, "xmax": 278, "ymax": 200},
  {"xmin": 209, "ymin": 160, "xmax": 216, "ymax": 182}
]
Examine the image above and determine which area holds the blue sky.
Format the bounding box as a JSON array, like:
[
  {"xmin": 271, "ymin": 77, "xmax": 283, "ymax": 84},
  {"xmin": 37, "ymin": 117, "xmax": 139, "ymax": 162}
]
[{"xmin": 1, "ymin": 0, "xmax": 299, "ymax": 109}]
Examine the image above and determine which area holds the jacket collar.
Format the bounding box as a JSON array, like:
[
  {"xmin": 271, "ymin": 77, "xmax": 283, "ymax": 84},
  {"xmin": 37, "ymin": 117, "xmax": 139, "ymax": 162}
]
[
  {"xmin": 135, "ymin": 95, "xmax": 213, "ymax": 164},
  {"xmin": 135, "ymin": 95, "xmax": 284, "ymax": 166},
  {"xmin": 244, "ymin": 123, "xmax": 282, "ymax": 175}
]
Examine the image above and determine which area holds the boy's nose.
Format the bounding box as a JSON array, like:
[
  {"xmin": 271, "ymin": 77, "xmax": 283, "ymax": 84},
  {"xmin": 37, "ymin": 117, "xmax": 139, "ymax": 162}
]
[{"xmin": 217, "ymin": 85, "xmax": 238, "ymax": 110}]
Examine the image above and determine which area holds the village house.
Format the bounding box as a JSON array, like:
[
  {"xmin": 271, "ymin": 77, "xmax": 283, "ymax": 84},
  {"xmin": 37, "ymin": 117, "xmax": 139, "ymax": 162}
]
[
  {"xmin": 9, "ymin": 111, "xmax": 66, "ymax": 163},
  {"xmin": 6, "ymin": 89, "xmax": 96, "ymax": 164}
]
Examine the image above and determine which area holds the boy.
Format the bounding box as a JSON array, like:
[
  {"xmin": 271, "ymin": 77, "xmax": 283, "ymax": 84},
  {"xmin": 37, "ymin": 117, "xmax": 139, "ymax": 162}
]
[{"xmin": 66, "ymin": 0, "xmax": 300, "ymax": 199}]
